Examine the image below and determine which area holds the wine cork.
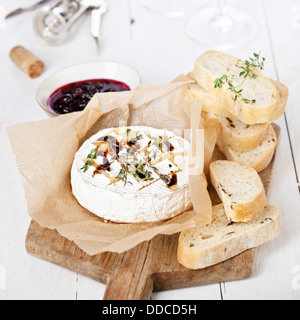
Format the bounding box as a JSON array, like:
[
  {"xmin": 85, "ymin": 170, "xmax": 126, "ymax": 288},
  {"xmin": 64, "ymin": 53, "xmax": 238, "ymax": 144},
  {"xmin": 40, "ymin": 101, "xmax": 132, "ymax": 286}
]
[{"xmin": 10, "ymin": 46, "xmax": 45, "ymax": 79}]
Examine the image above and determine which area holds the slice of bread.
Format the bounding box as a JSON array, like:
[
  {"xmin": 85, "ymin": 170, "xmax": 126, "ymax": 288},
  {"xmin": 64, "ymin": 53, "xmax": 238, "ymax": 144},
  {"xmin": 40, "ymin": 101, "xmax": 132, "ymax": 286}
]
[
  {"xmin": 189, "ymin": 79, "xmax": 288, "ymax": 125},
  {"xmin": 178, "ymin": 204, "xmax": 280, "ymax": 270},
  {"xmin": 189, "ymin": 83, "xmax": 232, "ymax": 118},
  {"xmin": 190, "ymin": 51, "xmax": 286, "ymax": 124},
  {"xmin": 269, "ymin": 79, "xmax": 289, "ymax": 122},
  {"xmin": 210, "ymin": 160, "xmax": 268, "ymax": 222},
  {"xmin": 203, "ymin": 112, "xmax": 268, "ymax": 152},
  {"xmin": 217, "ymin": 124, "xmax": 277, "ymax": 173}
]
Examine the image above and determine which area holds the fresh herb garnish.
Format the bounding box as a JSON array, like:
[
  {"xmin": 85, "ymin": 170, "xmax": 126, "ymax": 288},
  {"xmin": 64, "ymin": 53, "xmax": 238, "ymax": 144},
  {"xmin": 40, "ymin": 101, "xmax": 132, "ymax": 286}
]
[
  {"xmin": 214, "ymin": 52, "xmax": 266, "ymax": 104},
  {"xmin": 81, "ymin": 130, "xmax": 176, "ymax": 188},
  {"xmin": 81, "ymin": 148, "xmax": 97, "ymax": 172},
  {"xmin": 246, "ymin": 52, "xmax": 266, "ymax": 72},
  {"xmin": 153, "ymin": 136, "xmax": 163, "ymax": 149},
  {"xmin": 117, "ymin": 164, "xmax": 132, "ymax": 186},
  {"xmin": 131, "ymin": 160, "xmax": 154, "ymax": 182},
  {"xmin": 228, "ymin": 82, "xmax": 250, "ymax": 104},
  {"xmin": 239, "ymin": 53, "xmax": 265, "ymax": 79},
  {"xmin": 117, "ymin": 160, "xmax": 154, "ymax": 186},
  {"xmin": 214, "ymin": 74, "xmax": 229, "ymax": 89}
]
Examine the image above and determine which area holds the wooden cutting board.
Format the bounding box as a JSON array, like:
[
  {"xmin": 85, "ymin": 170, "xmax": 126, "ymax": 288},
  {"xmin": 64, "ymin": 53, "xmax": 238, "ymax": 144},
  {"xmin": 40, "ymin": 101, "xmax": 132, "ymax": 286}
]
[{"xmin": 25, "ymin": 125, "xmax": 280, "ymax": 300}]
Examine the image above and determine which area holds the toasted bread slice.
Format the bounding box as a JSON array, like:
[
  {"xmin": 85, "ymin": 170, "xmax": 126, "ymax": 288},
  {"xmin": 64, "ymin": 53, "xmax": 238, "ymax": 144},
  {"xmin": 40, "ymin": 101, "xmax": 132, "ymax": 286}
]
[
  {"xmin": 189, "ymin": 82, "xmax": 232, "ymax": 118},
  {"xmin": 217, "ymin": 124, "xmax": 277, "ymax": 173},
  {"xmin": 209, "ymin": 160, "xmax": 268, "ymax": 222},
  {"xmin": 203, "ymin": 112, "xmax": 268, "ymax": 152},
  {"xmin": 190, "ymin": 51, "xmax": 287, "ymax": 124},
  {"xmin": 178, "ymin": 204, "xmax": 280, "ymax": 270},
  {"xmin": 269, "ymin": 79, "xmax": 289, "ymax": 122}
]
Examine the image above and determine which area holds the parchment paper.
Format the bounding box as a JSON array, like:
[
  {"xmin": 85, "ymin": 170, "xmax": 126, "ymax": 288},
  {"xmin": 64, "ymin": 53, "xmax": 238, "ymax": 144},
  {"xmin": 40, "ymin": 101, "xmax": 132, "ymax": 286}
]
[{"xmin": 7, "ymin": 78, "xmax": 217, "ymax": 256}]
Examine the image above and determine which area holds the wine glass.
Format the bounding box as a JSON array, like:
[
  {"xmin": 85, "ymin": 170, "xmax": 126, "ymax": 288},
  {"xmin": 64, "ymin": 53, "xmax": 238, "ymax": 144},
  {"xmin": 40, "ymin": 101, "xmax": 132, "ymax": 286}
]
[
  {"xmin": 139, "ymin": 0, "xmax": 208, "ymax": 18},
  {"xmin": 291, "ymin": 5, "xmax": 300, "ymax": 30},
  {"xmin": 185, "ymin": 0, "xmax": 258, "ymax": 50}
]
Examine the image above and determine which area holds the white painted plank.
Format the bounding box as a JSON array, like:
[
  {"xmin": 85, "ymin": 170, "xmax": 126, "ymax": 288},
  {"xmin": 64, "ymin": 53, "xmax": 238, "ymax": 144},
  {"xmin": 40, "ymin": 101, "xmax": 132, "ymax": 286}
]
[
  {"xmin": 221, "ymin": 0, "xmax": 300, "ymax": 300},
  {"xmin": 152, "ymin": 284, "xmax": 222, "ymax": 301},
  {"xmin": 0, "ymin": 131, "xmax": 77, "ymax": 300},
  {"xmin": 129, "ymin": 0, "xmax": 224, "ymax": 300},
  {"xmin": 0, "ymin": 0, "xmax": 136, "ymax": 301},
  {"xmin": 0, "ymin": 0, "xmax": 80, "ymax": 296},
  {"xmin": 222, "ymin": 115, "xmax": 300, "ymax": 300},
  {"xmin": 263, "ymin": 0, "xmax": 300, "ymax": 183},
  {"xmin": 129, "ymin": 0, "xmax": 300, "ymax": 300},
  {"xmin": 76, "ymin": 0, "xmax": 219, "ymax": 301},
  {"xmin": 76, "ymin": 275, "xmax": 106, "ymax": 300},
  {"xmin": 74, "ymin": 0, "xmax": 136, "ymax": 300}
]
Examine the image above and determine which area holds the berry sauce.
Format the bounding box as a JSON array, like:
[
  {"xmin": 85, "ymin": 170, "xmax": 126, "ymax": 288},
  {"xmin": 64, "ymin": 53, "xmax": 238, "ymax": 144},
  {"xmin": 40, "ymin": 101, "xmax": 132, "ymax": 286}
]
[{"xmin": 48, "ymin": 79, "xmax": 130, "ymax": 114}]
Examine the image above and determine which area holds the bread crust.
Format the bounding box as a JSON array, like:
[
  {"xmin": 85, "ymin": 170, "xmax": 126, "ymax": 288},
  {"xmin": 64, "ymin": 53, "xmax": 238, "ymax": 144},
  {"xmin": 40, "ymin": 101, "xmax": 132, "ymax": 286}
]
[
  {"xmin": 177, "ymin": 204, "xmax": 280, "ymax": 270},
  {"xmin": 209, "ymin": 161, "xmax": 268, "ymax": 222},
  {"xmin": 190, "ymin": 51, "xmax": 287, "ymax": 125},
  {"xmin": 217, "ymin": 124, "xmax": 277, "ymax": 173},
  {"xmin": 269, "ymin": 79, "xmax": 289, "ymax": 122},
  {"xmin": 203, "ymin": 112, "xmax": 268, "ymax": 152},
  {"xmin": 177, "ymin": 51, "xmax": 284, "ymax": 270}
]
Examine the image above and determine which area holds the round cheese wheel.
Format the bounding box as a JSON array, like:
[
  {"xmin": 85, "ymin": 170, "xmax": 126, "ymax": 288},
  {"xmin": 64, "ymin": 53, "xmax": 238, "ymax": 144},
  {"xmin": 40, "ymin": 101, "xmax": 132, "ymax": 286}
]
[{"xmin": 71, "ymin": 126, "xmax": 192, "ymax": 223}]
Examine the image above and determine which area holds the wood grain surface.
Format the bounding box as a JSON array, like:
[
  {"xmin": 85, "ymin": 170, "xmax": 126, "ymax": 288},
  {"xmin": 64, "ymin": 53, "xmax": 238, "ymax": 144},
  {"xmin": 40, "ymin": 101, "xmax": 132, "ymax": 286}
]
[{"xmin": 25, "ymin": 125, "xmax": 280, "ymax": 300}]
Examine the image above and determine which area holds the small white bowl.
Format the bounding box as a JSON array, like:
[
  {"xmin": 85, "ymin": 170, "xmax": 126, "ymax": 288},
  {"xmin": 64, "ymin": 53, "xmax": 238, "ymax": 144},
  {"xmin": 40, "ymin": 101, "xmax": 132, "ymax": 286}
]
[{"xmin": 36, "ymin": 61, "xmax": 141, "ymax": 116}]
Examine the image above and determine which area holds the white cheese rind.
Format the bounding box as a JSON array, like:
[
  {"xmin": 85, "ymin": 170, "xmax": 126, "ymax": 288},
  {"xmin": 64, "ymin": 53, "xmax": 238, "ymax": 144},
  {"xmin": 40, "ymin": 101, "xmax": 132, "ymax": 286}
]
[{"xmin": 71, "ymin": 126, "xmax": 192, "ymax": 223}]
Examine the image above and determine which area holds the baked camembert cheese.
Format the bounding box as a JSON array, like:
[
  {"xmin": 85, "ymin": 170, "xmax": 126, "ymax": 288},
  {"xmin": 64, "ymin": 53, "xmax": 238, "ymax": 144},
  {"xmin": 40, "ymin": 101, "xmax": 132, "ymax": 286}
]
[{"xmin": 71, "ymin": 126, "xmax": 192, "ymax": 223}]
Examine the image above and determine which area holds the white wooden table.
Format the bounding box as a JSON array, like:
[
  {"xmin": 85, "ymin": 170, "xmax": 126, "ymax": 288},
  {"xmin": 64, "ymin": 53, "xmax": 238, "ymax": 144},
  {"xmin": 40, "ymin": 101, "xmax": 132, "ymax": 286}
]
[{"xmin": 0, "ymin": 0, "xmax": 300, "ymax": 300}]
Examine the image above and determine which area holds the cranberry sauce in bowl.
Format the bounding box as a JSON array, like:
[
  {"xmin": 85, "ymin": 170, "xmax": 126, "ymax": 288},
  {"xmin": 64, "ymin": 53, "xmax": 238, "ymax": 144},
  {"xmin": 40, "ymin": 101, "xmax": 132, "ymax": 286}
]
[{"xmin": 48, "ymin": 79, "xmax": 130, "ymax": 115}]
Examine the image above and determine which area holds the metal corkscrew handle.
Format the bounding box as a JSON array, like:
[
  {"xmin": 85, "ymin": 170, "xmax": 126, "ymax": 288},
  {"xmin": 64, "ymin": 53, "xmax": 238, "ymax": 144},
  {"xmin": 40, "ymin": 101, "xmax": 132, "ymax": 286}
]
[
  {"xmin": 90, "ymin": 0, "xmax": 107, "ymax": 52},
  {"xmin": 33, "ymin": 0, "xmax": 106, "ymax": 47}
]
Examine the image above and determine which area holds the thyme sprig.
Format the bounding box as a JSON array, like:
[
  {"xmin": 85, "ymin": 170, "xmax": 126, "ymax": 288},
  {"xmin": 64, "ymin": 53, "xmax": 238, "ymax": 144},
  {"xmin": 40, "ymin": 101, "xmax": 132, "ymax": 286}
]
[
  {"xmin": 247, "ymin": 52, "xmax": 266, "ymax": 71},
  {"xmin": 130, "ymin": 160, "xmax": 154, "ymax": 182},
  {"xmin": 81, "ymin": 131, "xmax": 175, "ymax": 188},
  {"xmin": 117, "ymin": 160, "xmax": 154, "ymax": 186},
  {"xmin": 214, "ymin": 75, "xmax": 250, "ymax": 103},
  {"xmin": 81, "ymin": 147, "xmax": 97, "ymax": 173},
  {"xmin": 153, "ymin": 136, "xmax": 163, "ymax": 149},
  {"xmin": 117, "ymin": 163, "xmax": 132, "ymax": 186},
  {"xmin": 214, "ymin": 52, "xmax": 266, "ymax": 104}
]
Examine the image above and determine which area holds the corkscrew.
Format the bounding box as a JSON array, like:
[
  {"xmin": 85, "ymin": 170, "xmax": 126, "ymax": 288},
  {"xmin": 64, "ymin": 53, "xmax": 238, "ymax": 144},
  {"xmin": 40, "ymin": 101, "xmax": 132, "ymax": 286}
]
[{"xmin": 31, "ymin": 0, "xmax": 107, "ymax": 50}]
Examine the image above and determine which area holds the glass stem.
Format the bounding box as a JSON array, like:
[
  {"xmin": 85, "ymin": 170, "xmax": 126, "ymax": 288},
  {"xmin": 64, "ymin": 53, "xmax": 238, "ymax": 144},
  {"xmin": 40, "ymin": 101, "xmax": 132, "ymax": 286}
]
[
  {"xmin": 212, "ymin": 0, "xmax": 234, "ymax": 34},
  {"xmin": 216, "ymin": 0, "xmax": 227, "ymax": 16}
]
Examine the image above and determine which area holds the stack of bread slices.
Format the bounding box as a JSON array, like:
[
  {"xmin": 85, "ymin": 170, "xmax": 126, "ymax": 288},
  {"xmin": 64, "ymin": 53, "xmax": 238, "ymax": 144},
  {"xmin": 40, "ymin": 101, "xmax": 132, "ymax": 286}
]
[
  {"xmin": 189, "ymin": 50, "xmax": 289, "ymax": 174},
  {"xmin": 177, "ymin": 51, "xmax": 288, "ymax": 270}
]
